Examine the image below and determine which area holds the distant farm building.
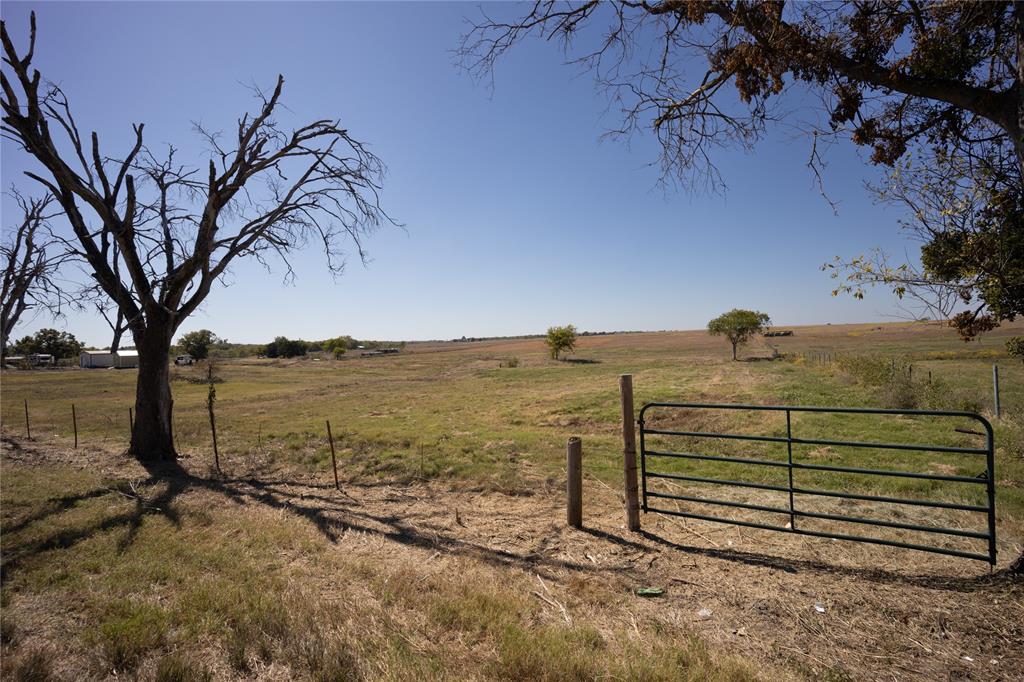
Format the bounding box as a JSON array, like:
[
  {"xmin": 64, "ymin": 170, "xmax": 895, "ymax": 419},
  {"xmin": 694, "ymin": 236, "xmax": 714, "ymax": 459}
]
[
  {"xmin": 79, "ymin": 349, "xmax": 140, "ymax": 369},
  {"xmin": 360, "ymin": 348, "xmax": 400, "ymax": 357},
  {"xmin": 4, "ymin": 353, "xmax": 55, "ymax": 367}
]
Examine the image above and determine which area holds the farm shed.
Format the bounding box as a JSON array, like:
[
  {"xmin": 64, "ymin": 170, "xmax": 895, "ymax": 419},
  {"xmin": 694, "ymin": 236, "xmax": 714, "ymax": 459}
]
[{"xmin": 79, "ymin": 350, "xmax": 140, "ymax": 369}]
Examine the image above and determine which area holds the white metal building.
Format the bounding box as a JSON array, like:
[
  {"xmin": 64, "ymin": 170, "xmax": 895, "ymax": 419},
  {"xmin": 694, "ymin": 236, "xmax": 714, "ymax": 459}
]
[{"xmin": 79, "ymin": 349, "xmax": 140, "ymax": 369}]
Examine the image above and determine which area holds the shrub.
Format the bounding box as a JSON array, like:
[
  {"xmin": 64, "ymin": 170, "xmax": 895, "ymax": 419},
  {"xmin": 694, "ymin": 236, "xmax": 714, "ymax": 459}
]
[
  {"xmin": 879, "ymin": 372, "xmax": 918, "ymax": 409},
  {"xmin": 921, "ymin": 378, "xmax": 982, "ymax": 413},
  {"xmin": 834, "ymin": 353, "xmax": 909, "ymax": 386},
  {"xmin": 835, "ymin": 354, "xmax": 920, "ymax": 408},
  {"xmin": 836, "ymin": 354, "xmax": 988, "ymax": 412},
  {"xmin": 500, "ymin": 357, "xmax": 520, "ymax": 368}
]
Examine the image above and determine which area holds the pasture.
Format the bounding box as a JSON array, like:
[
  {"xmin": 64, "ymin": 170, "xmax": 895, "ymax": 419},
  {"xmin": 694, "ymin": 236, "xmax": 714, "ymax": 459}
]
[{"xmin": 2, "ymin": 320, "xmax": 1023, "ymax": 680}]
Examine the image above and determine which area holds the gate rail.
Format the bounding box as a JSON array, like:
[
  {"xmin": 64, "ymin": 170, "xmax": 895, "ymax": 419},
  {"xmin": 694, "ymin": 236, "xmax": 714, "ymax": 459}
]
[{"xmin": 637, "ymin": 403, "xmax": 996, "ymax": 564}]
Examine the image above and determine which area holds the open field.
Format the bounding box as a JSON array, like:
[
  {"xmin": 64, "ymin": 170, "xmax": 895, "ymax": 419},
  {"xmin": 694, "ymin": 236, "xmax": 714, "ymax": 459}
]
[{"xmin": 2, "ymin": 320, "xmax": 1023, "ymax": 680}]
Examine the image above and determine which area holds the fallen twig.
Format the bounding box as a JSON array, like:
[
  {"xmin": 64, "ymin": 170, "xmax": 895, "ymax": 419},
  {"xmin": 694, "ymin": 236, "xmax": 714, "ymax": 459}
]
[{"xmin": 534, "ymin": 574, "xmax": 571, "ymax": 624}]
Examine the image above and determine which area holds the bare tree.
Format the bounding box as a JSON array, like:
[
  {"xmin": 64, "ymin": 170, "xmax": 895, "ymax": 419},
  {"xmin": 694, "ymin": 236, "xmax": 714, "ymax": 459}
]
[
  {"xmin": 1, "ymin": 190, "xmax": 67, "ymax": 354},
  {"xmin": 1, "ymin": 14, "xmax": 394, "ymax": 461}
]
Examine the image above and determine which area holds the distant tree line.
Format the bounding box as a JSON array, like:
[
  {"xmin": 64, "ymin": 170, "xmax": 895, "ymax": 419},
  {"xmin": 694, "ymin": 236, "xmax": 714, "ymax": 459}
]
[
  {"xmin": 167, "ymin": 332, "xmax": 408, "ymax": 360},
  {"xmin": 7, "ymin": 328, "xmax": 82, "ymax": 359},
  {"xmin": 262, "ymin": 335, "xmax": 403, "ymax": 359},
  {"xmin": 453, "ymin": 329, "xmax": 643, "ymax": 343}
]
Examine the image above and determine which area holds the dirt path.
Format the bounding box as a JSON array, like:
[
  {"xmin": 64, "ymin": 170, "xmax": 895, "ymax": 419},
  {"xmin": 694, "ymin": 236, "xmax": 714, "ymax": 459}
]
[{"xmin": 3, "ymin": 434, "xmax": 1023, "ymax": 681}]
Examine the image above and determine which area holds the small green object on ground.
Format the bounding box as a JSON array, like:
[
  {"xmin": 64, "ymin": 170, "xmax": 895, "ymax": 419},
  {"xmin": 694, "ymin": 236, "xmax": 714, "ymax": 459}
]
[{"xmin": 635, "ymin": 587, "xmax": 664, "ymax": 597}]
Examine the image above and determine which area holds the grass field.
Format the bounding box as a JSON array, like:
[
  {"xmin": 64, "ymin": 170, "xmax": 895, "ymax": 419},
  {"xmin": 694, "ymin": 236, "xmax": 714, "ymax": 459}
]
[{"xmin": 2, "ymin": 320, "xmax": 1023, "ymax": 680}]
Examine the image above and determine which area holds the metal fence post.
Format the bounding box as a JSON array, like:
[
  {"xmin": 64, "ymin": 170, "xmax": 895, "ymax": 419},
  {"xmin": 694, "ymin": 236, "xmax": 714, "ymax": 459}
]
[
  {"xmin": 993, "ymin": 364, "xmax": 1001, "ymax": 418},
  {"xmin": 786, "ymin": 409, "xmax": 795, "ymax": 530}
]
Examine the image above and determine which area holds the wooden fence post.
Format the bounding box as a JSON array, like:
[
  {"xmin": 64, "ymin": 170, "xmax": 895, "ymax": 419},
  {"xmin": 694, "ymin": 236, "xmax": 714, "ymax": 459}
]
[
  {"xmin": 326, "ymin": 420, "xmax": 339, "ymax": 490},
  {"xmin": 993, "ymin": 364, "xmax": 1001, "ymax": 419},
  {"xmin": 208, "ymin": 402, "xmax": 220, "ymax": 474},
  {"xmin": 72, "ymin": 404, "xmax": 78, "ymax": 449},
  {"xmin": 566, "ymin": 437, "xmax": 582, "ymax": 528},
  {"xmin": 23, "ymin": 399, "xmax": 31, "ymax": 439},
  {"xmin": 619, "ymin": 375, "xmax": 641, "ymax": 531}
]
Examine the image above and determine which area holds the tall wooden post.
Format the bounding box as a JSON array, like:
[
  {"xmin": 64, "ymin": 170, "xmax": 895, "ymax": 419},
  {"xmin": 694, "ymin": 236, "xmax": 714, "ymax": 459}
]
[
  {"xmin": 23, "ymin": 399, "xmax": 31, "ymax": 440},
  {"xmin": 619, "ymin": 375, "xmax": 641, "ymax": 531},
  {"xmin": 72, "ymin": 404, "xmax": 78, "ymax": 449},
  {"xmin": 566, "ymin": 437, "xmax": 582, "ymax": 528},
  {"xmin": 326, "ymin": 420, "xmax": 339, "ymax": 490},
  {"xmin": 209, "ymin": 403, "xmax": 220, "ymax": 473}
]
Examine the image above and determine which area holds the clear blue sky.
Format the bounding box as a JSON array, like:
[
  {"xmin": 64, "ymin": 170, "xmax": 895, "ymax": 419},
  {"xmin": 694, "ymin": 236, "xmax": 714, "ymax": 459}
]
[{"xmin": 2, "ymin": 2, "xmax": 916, "ymax": 346}]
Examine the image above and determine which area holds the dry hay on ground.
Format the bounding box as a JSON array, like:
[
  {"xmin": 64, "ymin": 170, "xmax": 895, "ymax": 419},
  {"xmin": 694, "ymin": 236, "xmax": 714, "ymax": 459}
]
[{"xmin": 2, "ymin": 434, "xmax": 1022, "ymax": 681}]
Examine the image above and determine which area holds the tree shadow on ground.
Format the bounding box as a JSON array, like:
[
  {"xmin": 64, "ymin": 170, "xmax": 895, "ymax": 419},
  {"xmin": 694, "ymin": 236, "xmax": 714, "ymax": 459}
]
[
  {"xmin": 1, "ymin": 435, "xmax": 1012, "ymax": 593},
  {"xmin": 635, "ymin": 529, "xmax": 1014, "ymax": 592},
  {"xmin": 1, "ymin": 442, "xmax": 594, "ymax": 582}
]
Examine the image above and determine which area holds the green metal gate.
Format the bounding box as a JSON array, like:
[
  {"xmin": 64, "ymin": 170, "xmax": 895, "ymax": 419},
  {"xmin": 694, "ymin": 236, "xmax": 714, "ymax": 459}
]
[{"xmin": 638, "ymin": 403, "xmax": 996, "ymax": 564}]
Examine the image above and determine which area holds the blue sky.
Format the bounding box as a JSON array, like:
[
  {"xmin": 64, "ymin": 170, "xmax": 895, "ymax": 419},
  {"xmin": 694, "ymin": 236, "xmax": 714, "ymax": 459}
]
[{"xmin": 2, "ymin": 2, "xmax": 916, "ymax": 345}]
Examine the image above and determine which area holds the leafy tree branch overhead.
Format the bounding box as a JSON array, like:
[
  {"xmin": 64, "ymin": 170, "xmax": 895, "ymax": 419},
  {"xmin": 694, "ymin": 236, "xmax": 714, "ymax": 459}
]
[{"xmin": 460, "ymin": 1, "xmax": 1023, "ymax": 338}]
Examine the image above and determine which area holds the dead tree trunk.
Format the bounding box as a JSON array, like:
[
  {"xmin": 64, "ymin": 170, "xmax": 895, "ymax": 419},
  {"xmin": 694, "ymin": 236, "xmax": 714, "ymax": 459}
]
[{"xmin": 130, "ymin": 321, "xmax": 176, "ymax": 461}]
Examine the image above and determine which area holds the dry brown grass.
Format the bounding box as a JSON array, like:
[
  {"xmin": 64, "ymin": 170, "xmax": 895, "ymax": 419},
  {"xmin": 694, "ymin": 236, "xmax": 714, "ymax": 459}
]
[
  {"xmin": 2, "ymin": 433, "xmax": 1021, "ymax": 681},
  {"xmin": 3, "ymin": 321, "xmax": 1024, "ymax": 680}
]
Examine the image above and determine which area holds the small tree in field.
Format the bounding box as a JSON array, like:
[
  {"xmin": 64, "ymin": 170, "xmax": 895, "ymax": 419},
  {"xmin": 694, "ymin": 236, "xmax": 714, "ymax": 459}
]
[
  {"xmin": 707, "ymin": 310, "xmax": 770, "ymax": 361},
  {"xmin": 178, "ymin": 329, "xmax": 218, "ymax": 361},
  {"xmin": 546, "ymin": 325, "xmax": 577, "ymax": 360}
]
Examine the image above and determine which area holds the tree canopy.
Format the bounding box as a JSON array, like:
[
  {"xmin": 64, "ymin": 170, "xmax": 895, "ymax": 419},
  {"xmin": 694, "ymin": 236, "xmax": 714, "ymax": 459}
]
[
  {"xmin": 322, "ymin": 335, "xmax": 355, "ymax": 358},
  {"xmin": 264, "ymin": 336, "xmax": 309, "ymax": 359},
  {"xmin": 10, "ymin": 328, "xmax": 82, "ymax": 358},
  {"xmin": 707, "ymin": 309, "xmax": 770, "ymax": 360},
  {"xmin": 546, "ymin": 325, "xmax": 578, "ymax": 360},
  {"xmin": 177, "ymin": 329, "xmax": 219, "ymax": 361}
]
